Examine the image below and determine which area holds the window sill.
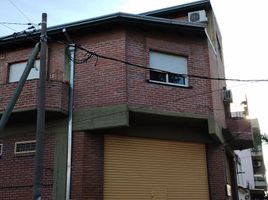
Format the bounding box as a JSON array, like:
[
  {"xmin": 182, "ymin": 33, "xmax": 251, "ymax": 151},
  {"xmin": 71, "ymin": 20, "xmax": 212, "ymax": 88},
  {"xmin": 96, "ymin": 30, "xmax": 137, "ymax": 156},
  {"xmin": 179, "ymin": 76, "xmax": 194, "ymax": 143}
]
[
  {"xmin": 14, "ymin": 152, "xmax": 35, "ymax": 158},
  {"xmin": 148, "ymin": 80, "xmax": 192, "ymax": 89}
]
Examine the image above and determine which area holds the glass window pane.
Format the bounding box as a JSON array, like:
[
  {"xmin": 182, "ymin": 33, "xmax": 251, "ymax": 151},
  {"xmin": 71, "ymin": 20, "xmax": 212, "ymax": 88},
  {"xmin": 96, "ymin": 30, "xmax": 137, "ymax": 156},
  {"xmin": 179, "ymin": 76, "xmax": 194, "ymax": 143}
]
[
  {"xmin": 150, "ymin": 70, "xmax": 167, "ymax": 82},
  {"xmin": 9, "ymin": 60, "xmax": 40, "ymax": 83},
  {"xmin": 168, "ymin": 73, "xmax": 186, "ymax": 85},
  {"xmin": 149, "ymin": 51, "xmax": 188, "ymax": 86}
]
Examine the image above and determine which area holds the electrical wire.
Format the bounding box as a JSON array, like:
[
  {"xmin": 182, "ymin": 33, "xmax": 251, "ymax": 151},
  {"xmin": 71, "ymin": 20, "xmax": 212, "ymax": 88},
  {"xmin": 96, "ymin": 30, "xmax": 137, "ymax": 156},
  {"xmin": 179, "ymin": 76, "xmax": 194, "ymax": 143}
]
[
  {"xmin": 3, "ymin": 33, "xmax": 267, "ymax": 82},
  {"xmin": 67, "ymin": 44, "xmax": 268, "ymax": 83},
  {"xmin": 0, "ymin": 22, "xmax": 36, "ymax": 26},
  {"xmin": 1, "ymin": 24, "xmax": 268, "ymax": 83},
  {"xmin": 0, "ymin": 23, "xmax": 17, "ymax": 32},
  {"xmin": 0, "ymin": 35, "xmax": 266, "ymax": 137},
  {"xmin": 0, "ymin": 26, "xmax": 40, "ymax": 42},
  {"xmin": 7, "ymin": 0, "xmax": 33, "ymax": 23}
]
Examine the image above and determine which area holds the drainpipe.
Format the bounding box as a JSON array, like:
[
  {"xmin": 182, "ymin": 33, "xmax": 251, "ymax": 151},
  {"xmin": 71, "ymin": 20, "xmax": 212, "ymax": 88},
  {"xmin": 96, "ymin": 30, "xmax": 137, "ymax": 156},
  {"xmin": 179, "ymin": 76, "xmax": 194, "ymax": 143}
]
[{"xmin": 63, "ymin": 28, "xmax": 75, "ymax": 200}]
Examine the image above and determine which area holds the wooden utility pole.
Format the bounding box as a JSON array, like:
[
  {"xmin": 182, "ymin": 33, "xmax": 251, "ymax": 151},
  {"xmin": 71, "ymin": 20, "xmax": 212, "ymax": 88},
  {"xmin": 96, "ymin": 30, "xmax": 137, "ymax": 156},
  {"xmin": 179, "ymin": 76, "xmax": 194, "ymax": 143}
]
[{"xmin": 33, "ymin": 13, "xmax": 47, "ymax": 200}]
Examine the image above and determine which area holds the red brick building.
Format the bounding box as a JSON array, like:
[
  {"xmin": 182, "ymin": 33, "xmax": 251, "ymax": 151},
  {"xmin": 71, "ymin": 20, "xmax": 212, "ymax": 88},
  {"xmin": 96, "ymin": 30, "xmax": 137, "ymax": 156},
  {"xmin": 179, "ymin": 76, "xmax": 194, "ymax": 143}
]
[{"xmin": 0, "ymin": 1, "xmax": 253, "ymax": 199}]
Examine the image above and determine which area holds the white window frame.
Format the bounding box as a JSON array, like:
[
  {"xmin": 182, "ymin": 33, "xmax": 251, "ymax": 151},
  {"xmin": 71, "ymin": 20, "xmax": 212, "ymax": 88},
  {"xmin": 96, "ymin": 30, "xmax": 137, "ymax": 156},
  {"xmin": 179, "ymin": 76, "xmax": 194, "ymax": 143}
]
[
  {"xmin": 14, "ymin": 140, "xmax": 36, "ymax": 154},
  {"xmin": 149, "ymin": 51, "xmax": 188, "ymax": 87},
  {"xmin": 9, "ymin": 60, "xmax": 40, "ymax": 83}
]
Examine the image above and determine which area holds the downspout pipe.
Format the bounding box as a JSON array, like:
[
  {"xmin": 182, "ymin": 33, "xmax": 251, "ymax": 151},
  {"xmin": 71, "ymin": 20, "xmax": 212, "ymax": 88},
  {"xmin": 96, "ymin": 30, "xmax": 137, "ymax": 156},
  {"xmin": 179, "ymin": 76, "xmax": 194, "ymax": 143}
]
[{"xmin": 63, "ymin": 28, "xmax": 75, "ymax": 200}]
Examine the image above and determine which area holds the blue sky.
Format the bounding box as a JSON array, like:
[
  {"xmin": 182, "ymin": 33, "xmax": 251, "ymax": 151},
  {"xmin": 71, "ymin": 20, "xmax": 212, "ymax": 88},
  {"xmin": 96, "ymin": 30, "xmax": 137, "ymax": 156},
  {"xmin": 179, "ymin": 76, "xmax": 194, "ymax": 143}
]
[{"xmin": 1, "ymin": 0, "xmax": 268, "ymax": 135}]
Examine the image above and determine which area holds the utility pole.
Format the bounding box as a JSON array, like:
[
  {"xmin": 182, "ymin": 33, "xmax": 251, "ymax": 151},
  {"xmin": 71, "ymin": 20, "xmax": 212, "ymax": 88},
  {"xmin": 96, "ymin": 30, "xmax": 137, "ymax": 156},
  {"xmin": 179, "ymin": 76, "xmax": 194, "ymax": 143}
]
[{"xmin": 33, "ymin": 13, "xmax": 47, "ymax": 200}]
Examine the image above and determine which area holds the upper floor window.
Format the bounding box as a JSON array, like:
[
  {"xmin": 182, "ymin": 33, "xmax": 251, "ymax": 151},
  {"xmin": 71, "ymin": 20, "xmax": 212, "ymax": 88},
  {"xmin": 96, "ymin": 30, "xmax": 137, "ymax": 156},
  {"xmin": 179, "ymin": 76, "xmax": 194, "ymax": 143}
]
[
  {"xmin": 149, "ymin": 51, "xmax": 188, "ymax": 86},
  {"xmin": 9, "ymin": 60, "xmax": 40, "ymax": 83}
]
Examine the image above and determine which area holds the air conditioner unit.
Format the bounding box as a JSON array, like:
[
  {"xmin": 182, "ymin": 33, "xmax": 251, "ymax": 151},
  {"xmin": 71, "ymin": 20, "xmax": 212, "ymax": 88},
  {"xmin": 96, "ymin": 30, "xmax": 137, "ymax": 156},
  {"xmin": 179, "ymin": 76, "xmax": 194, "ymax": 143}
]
[
  {"xmin": 253, "ymin": 161, "xmax": 262, "ymax": 168},
  {"xmin": 223, "ymin": 90, "xmax": 233, "ymax": 103},
  {"xmin": 188, "ymin": 10, "xmax": 208, "ymax": 23}
]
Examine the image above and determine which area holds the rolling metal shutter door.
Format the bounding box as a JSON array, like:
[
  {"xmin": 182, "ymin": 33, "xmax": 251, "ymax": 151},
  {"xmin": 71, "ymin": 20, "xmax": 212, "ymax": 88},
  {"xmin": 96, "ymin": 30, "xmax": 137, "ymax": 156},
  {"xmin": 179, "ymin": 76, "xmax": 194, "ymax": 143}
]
[{"xmin": 104, "ymin": 135, "xmax": 209, "ymax": 200}]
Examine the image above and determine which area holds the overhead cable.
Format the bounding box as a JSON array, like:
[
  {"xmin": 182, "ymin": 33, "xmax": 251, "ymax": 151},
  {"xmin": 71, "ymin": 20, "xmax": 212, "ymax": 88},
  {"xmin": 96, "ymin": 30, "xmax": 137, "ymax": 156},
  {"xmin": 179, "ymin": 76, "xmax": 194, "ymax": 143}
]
[
  {"xmin": 68, "ymin": 44, "xmax": 268, "ymax": 83},
  {"xmin": 7, "ymin": 0, "xmax": 33, "ymax": 23}
]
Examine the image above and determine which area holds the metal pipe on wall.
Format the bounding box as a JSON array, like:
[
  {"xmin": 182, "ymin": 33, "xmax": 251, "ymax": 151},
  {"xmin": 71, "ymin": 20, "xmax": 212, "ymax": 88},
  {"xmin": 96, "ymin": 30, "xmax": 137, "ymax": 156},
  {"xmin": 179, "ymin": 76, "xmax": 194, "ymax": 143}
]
[{"xmin": 65, "ymin": 42, "xmax": 75, "ymax": 200}]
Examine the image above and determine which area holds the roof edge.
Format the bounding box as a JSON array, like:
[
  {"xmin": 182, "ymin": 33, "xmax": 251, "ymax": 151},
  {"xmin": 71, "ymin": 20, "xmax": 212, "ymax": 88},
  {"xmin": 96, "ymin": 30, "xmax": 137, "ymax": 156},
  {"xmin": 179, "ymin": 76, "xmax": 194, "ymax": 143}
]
[
  {"xmin": 0, "ymin": 12, "xmax": 205, "ymax": 45},
  {"xmin": 0, "ymin": 12, "xmax": 206, "ymax": 45},
  {"xmin": 141, "ymin": 0, "xmax": 211, "ymax": 16}
]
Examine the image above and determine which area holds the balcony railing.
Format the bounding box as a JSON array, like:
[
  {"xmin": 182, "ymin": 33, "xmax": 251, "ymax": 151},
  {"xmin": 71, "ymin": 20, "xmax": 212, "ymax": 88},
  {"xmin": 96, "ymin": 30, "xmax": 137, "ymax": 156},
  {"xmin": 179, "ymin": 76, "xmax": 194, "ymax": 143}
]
[
  {"xmin": 224, "ymin": 117, "xmax": 253, "ymax": 150},
  {"xmin": 255, "ymin": 180, "xmax": 267, "ymax": 188}
]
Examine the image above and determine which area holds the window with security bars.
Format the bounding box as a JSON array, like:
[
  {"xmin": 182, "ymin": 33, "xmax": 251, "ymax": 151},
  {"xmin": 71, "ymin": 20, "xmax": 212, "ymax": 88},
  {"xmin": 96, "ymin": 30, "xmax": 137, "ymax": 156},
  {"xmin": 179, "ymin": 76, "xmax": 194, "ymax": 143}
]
[
  {"xmin": 149, "ymin": 51, "xmax": 188, "ymax": 86},
  {"xmin": 15, "ymin": 140, "xmax": 36, "ymax": 154}
]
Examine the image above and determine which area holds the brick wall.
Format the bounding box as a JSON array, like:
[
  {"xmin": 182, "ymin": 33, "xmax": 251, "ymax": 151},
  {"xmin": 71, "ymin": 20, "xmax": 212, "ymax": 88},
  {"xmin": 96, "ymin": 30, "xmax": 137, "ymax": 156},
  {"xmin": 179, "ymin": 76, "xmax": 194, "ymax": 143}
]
[
  {"xmin": 0, "ymin": 43, "xmax": 65, "ymax": 84},
  {"xmin": 126, "ymin": 28, "xmax": 213, "ymax": 115},
  {"xmin": 206, "ymin": 144, "xmax": 227, "ymax": 200},
  {"xmin": 59, "ymin": 26, "xmax": 215, "ymax": 116},
  {"xmin": 0, "ymin": 80, "xmax": 69, "ymax": 113},
  {"xmin": 73, "ymin": 29, "xmax": 127, "ymax": 110},
  {"xmin": 0, "ymin": 42, "xmax": 68, "ymax": 114},
  {"xmin": 0, "ymin": 20, "xmax": 231, "ymax": 200},
  {"xmin": 0, "ymin": 134, "xmax": 55, "ymax": 199},
  {"xmin": 71, "ymin": 132, "xmax": 104, "ymax": 200},
  {"xmin": 0, "ymin": 46, "xmax": 34, "ymax": 85}
]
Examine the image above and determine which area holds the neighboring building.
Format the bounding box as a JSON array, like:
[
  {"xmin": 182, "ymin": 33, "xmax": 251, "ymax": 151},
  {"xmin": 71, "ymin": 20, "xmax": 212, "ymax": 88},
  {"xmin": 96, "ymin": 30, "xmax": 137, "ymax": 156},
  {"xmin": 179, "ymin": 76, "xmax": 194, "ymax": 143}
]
[
  {"xmin": 251, "ymin": 119, "xmax": 267, "ymax": 199},
  {"xmin": 0, "ymin": 1, "xmax": 253, "ymax": 199},
  {"xmin": 233, "ymin": 111, "xmax": 255, "ymax": 200},
  {"xmin": 235, "ymin": 149, "xmax": 255, "ymax": 200},
  {"xmin": 233, "ymin": 112, "xmax": 267, "ymax": 200}
]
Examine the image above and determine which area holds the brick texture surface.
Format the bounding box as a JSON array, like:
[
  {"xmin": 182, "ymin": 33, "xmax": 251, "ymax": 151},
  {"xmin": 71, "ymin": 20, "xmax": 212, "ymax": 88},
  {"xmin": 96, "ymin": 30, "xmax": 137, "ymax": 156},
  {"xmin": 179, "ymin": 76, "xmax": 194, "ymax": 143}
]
[
  {"xmin": 71, "ymin": 132, "xmax": 104, "ymax": 200},
  {"xmin": 0, "ymin": 43, "xmax": 68, "ymax": 114},
  {"xmin": 126, "ymin": 29, "xmax": 213, "ymax": 114},
  {"xmin": 0, "ymin": 134, "xmax": 55, "ymax": 200},
  {"xmin": 0, "ymin": 21, "xmax": 231, "ymax": 200},
  {"xmin": 0, "ymin": 80, "xmax": 69, "ymax": 113},
  {"xmin": 206, "ymin": 144, "xmax": 227, "ymax": 200}
]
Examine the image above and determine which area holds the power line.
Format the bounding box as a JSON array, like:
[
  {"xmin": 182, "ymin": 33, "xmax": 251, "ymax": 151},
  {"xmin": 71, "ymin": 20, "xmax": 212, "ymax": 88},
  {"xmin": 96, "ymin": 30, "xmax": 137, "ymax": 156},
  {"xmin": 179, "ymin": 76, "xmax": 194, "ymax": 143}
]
[
  {"xmin": 7, "ymin": 0, "xmax": 33, "ymax": 23},
  {"xmin": 0, "ymin": 35, "xmax": 266, "ymax": 128},
  {"xmin": 0, "ymin": 23, "xmax": 17, "ymax": 32},
  {"xmin": 41, "ymin": 37, "xmax": 268, "ymax": 83},
  {"xmin": 0, "ymin": 22, "xmax": 36, "ymax": 26},
  {"xmin": 67, "ymin": 44, "xmax": 268, "ymax": 83},
  {"xmin": 0, "ymin": 26, "xmax": 39, "ymax": 42}
]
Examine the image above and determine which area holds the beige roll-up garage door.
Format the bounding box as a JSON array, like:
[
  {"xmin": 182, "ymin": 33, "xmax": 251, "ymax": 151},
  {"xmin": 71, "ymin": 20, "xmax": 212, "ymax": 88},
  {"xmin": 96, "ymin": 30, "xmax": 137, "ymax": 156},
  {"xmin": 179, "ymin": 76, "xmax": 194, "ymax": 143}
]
[{"xmin": 104, "ymin": 135, "xmax": 209, "ymax": 200}]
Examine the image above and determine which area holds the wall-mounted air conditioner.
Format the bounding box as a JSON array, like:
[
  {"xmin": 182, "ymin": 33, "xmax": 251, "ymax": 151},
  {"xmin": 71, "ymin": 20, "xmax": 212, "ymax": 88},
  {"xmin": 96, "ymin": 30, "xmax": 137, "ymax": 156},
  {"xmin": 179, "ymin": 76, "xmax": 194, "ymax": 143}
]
[
  {"xmin": 223, "ymin": 90, "xmax": 233, "ymax": 103},
  {"xmin": 188, "ymin": 10, "xmax": 208, "ymax": 23}
]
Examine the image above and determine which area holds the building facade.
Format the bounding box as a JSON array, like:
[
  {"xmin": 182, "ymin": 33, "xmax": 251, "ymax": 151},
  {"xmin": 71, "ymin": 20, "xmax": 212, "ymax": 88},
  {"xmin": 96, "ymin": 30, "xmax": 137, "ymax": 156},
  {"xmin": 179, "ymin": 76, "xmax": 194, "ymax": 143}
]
[
  {"xmin": 251, "ymin": 119, "xmax": 267, "ymax": 199},
  {"xmin": 235, "ymin": 149, "xmax": 255, "ymax": 200},
  {"xmin": 234, "ymin": 118, "xmax": 267, "ymax": 200},
  {"xmin": 0, "ymin": 1, "xmax": 253, "ymax": 199}
]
